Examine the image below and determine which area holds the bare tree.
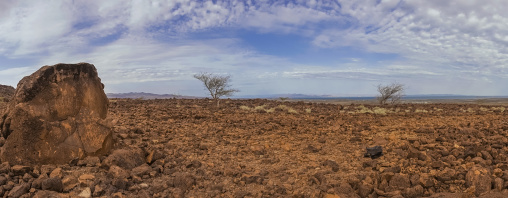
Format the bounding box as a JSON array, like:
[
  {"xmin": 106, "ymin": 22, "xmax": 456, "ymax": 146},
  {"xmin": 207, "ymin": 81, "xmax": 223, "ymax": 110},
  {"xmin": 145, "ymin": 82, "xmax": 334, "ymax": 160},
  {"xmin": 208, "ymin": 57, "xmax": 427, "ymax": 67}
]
[
  {"xmin": 194, "ymin": 72, "xmax": 239, "ymax": 107},
  {"xmin": 377, "ymin": 83, "xmax": 405, "ymax": 105}
]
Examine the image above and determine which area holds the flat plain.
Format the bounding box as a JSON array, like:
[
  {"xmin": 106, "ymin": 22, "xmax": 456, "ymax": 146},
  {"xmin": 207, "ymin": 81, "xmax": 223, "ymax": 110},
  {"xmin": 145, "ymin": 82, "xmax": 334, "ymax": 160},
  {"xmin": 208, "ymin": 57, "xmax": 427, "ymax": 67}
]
[{"xmin": 2, "ymin": 98, "xmax": 508, "ymax": 197}]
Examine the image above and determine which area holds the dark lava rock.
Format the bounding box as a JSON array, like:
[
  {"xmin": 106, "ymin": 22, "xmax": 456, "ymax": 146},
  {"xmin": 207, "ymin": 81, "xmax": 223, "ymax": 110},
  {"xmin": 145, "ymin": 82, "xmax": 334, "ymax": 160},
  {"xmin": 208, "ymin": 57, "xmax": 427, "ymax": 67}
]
[
  {"xmin": 41, "ymin": 177, "xmax": 63, "ymax": 192},
  {"xmin": 364, "ymin": 146, "xmax": 383, "ymax": 159}
]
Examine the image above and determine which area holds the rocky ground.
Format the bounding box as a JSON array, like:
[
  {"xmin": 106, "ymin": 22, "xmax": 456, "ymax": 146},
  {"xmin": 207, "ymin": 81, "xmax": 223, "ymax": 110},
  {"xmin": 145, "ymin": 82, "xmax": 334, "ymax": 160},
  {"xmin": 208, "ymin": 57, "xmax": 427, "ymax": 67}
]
[{"xmin": 1, "ymin": 99, "xmax": 508, "ymax": 197}]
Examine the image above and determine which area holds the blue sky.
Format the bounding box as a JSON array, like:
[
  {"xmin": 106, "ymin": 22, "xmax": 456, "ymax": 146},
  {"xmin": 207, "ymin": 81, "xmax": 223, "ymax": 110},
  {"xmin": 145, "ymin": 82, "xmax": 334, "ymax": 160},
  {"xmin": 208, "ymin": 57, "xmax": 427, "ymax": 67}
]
[{"xmin": 1, "ymin": 0, "xmax": 508, "ymax": 97}]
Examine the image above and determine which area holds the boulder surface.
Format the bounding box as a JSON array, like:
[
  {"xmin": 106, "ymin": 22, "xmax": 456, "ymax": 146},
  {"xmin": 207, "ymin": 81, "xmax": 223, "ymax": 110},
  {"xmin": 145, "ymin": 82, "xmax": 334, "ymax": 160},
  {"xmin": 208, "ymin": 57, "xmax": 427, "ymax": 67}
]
[{"xmin": 0, "ymin": 63, "xmax": 113, "ymax": 165}]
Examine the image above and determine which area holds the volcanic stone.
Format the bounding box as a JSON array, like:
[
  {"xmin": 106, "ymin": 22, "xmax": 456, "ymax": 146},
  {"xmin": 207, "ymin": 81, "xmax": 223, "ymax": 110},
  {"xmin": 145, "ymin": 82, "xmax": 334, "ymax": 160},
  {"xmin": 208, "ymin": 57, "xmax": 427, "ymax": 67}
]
[
  {"xmin": 466, "ymin": 165, "xmax": 492, "ymax": 196},
  {"xmin": 0, "ymin": 63, "xmax": 113, "ymax": 165}
]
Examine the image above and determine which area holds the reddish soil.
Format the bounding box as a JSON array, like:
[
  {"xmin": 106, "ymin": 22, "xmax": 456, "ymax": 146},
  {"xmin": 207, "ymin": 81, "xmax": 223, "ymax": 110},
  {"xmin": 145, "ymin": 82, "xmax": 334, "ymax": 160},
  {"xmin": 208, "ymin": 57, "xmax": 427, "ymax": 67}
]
[{"xmin": 2, "ymin": 99, "xmax": 508, "ymax": 197}]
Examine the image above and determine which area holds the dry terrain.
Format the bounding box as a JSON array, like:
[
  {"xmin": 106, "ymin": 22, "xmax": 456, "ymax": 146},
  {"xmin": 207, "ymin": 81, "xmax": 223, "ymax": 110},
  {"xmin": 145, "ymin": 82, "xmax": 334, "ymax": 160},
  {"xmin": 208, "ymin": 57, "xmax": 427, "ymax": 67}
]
[{"xmin": 1, "ymin": 98, "xmax": 508, "ymax": 197}]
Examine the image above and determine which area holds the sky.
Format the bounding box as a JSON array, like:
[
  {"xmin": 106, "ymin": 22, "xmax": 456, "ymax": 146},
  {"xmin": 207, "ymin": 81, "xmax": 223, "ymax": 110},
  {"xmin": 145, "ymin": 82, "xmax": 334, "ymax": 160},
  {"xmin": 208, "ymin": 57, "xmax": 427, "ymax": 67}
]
[{"xmin": 1, "ymin": 0, "xmax": 508, "ymax": 97}]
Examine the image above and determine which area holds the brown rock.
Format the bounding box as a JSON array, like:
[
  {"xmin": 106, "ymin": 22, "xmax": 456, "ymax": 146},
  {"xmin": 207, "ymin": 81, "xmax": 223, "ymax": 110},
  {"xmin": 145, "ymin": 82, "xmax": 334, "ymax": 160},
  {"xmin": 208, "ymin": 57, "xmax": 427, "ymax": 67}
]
[
  {"xmin": 62, "ymin": 175, "xmax": 79, "ymax": 192},
  {"xmin": 49, "ymin": 167, "xmax": 63, "ymax": 179},
  {"xmin": 103, "ymin": 148, "xmax": 145, "ymax": 169},
  {"xmin": 33, "ymin": 190, "xmax": 67, "ymax": 198},
  {"xmin": 146, "ymin": 149, "xmax": 165, "ymax": 164},
  {"xmin": 41, "ymin": 177, "xmax": 63, "ymax": 192},
  {"xmin": 0, "ymin": 162, "xmax": 10, "ymax": 174},
  {"xmin": 419, "ymin": 173, "xmax": 436, "ymax": 188},
  {"xmin": 131, "ymin": 164, "xmax": 152, "ymax": 177},
  {"xmin": 11, "ymin": 165, "xmax": 32, "ymax": 176},
  {"xmin": 77, "ymin": 156, "xmax": 100, "ymax": 167},
  {"xmin": 402, "ymin": 185, "xmax": 424, "ymax": 198},
  {"xmin": 109, "ymin": 165, "xmax": 130, "ymax": 179},
  {"xmin": 0, "ymin": 63, "xmax": 113, "ymax": 165},
  {"xmin": 172, "ymin": 172, "xmax": 196, "ymax": 191},
  {"xmin": 494, "ymin": 178, "xmax": 503, "ymax": 191},
  {"xmin": 7, "ymin": 183, "xmax": 30, "ymax": 198},
  {"xmin": 436, "ymin": 168, "xmax": 456, "ymax": 182},
  {"xmin": 466, "ymin": 165, "xmax": 492, "ymax": 196},
  {"xmin": 387, "ymin": 173, "xmax": 410, "ymax": 192},
  {"xmin": 357, "ymin": 182, "xmax": 373, "ymax": 198}
]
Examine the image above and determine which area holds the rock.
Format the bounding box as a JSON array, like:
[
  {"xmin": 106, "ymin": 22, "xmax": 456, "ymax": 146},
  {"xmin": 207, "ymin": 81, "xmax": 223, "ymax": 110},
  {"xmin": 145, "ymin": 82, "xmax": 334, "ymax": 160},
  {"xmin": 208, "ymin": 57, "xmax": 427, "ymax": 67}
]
[
  {"xmin": 33, "ymin": 190, "xmax": 66, "ymax": 198},
  {"xmin": 402, "ymin": 185, "xmax": 424, "ymax": 198},
  {"xmin": 436, "ymin": 168, "xmax": 456, "ymax": 182},
  {"xmin": 11, "ymin": 165, "xmax": 32, "ymax": 176},
  {"xmin": 364, "ymin": 146, "xmax": 383, "ymax": 159},
  {"xmin": 112, "ymin": 192, "xmax": 125, "ymax": 198},
  {"xmin": 77, "ymin": 156, "xmax": 100, "ymax": 167},
  {"xmin": 22, "ymin": 173, "xmax": 33, "ymax": 182},
  {"xmin": 0, "ymin": 162, "xmax": 10, "ymax": 174},
  {"xmin": 494, "ymin": 178, "xmax": 503, "ymax": 191},
  {"xmin": 357, "ymin": 182, "xmax": 373, "ymax": 198},
  {"xmin": 387, "ymin": 173, "xmax": 410, "ymax": 192},
  {"xmin": 113, "ymin": 178, "xmax": 129, "ymax": 190},
  {"xmin": 132, "ymin": 164, "xmax": 152, "ymax": 177},
  {"xmin": 7, "ymin": 183, "xmax": 30, "ymax": 198},
  {"xmin": 419, "ymin": 173, "xmax": 436, "ymax": 188},
  {"xmin": 103, "ymin": 148, "xmax": 145, "ymax": 169},
  {"xmin": 0, "ymin": 63, "xmax": 113, "ymax": 165},
  {"xmin": 32, "ymin": 174, "xmax": 48, "ymax": 189},
  {"xmin": 41, "ymin": 177, "xmax": 63, "ymax": 192},
  {"xmin": 334, "ymin": 182, "xmax": 358, "ymax": 197},
  {"xmin": 146, "ymin": 149, "xmax": 165, "ymax": 164},
  {"xmin": 78, "ymin": 187, "xmax": 91, "ymax": 198},
  {"xmin": 466, "ymin": 165, "xmax": 492, "ymax": 196},
  {"xmin": 40, "ymin": 164, "xmax": 56, "ymax": 176},
  {"xmin": 322, "ymin": 160, "xmax": 339, "ymax": 172},
  {"xmin": 0, "ymin": 175, "xmax": 7, "ymax": 185},
  {"xmin": 49, "ymin": 167, "xmax": 63, "ymax": 179},
  {"xmin": 172, "ymin": 172, "xmax": 195, "ymax": 191},
  {"xmin": 93, "ymin": 184, "xmax": 106, "ymax": 197},
  {"xmin": 62, "ymin": 175, "xmax": 79, "ymax": 192},
  {"xmin": 78, "ymin": 174, "xmax": 95, "ymax": 181},
  {"xmin": 109, "ymin": 165, "xmax": 130, "ymax": 179}
]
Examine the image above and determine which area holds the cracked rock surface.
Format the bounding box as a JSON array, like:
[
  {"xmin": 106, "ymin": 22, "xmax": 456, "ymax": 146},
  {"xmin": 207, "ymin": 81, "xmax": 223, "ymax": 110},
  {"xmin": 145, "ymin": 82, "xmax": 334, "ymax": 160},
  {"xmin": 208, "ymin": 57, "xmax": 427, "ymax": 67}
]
[{"xmin": 0, "ymin": 63, "xmax": 112, "ymax": 165}]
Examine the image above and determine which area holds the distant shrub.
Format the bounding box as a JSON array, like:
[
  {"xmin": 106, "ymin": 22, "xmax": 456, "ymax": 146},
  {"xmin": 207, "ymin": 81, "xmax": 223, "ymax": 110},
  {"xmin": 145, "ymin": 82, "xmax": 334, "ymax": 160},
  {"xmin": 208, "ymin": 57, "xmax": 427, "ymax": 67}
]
[
  {"xmin": 372, "ymin": 107, "xmax": 389, "ymax": 115},
  {"xmin": 491, "ymin": 107, "xmax": 505, "ymax": 112},
  {"xmin": 240, "ymin": 106, "xmax": 251, "ymax": 111},
  {"xmin": 414, "ymin": 109, "xmax": 428, "ymax": 113}
]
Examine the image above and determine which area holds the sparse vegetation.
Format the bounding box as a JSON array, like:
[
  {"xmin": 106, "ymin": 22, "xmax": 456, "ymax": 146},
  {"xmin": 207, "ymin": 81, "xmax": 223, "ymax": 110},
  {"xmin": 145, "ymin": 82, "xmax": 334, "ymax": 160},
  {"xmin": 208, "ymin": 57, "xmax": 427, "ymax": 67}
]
[
  {"xmin": 239, "ymin": 104, "xmax": 299, "ymax": 114},
  {"xmin": 376, "ymin": 82, "xmax": 405, "ymax": 105},
  {"xmin": 279, "ymin": 97, "xmax": 289, "ymax": 101},
  {"xmin": 194, "ymin": 72, "xmax": 239, "ymax": 107},
  {"xmin": 415, "ymin": 109, "xmax": 428, "ymax": 113}
]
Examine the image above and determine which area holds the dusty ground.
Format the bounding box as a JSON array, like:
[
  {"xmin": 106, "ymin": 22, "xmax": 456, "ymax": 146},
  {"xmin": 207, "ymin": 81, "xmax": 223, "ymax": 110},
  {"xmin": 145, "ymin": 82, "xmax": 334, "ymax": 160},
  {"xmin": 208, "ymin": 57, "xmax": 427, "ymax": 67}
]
[{"xmin": 1, "ymin": 99, "xmax": 508, "ymax": 197}]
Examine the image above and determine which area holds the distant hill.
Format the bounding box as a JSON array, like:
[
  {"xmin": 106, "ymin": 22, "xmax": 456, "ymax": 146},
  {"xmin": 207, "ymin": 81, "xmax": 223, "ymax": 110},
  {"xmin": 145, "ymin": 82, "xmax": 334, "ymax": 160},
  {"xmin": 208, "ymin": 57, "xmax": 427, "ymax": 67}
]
[
  {"xmin": 236, "ymin": 94, "xmax": 336, "ymax": 99},
  {"xmin": 0, "ymin": 84, "xmax": 15, "ymax": 99},
  {"xmin": 107, "ymin": 92, "xmax": 200, "ymax": 99}
]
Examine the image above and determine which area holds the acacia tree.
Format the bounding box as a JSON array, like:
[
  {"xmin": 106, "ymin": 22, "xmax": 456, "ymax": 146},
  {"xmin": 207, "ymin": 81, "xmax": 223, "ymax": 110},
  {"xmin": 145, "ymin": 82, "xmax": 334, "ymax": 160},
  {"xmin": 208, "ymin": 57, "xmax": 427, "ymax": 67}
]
[
  {"xmin": 377, "ymin": 82, "xmax": 405, "ymax": 105},
  {"xmin": 194, "ymin": 72, "xmax": 239, "ymax": 107}
]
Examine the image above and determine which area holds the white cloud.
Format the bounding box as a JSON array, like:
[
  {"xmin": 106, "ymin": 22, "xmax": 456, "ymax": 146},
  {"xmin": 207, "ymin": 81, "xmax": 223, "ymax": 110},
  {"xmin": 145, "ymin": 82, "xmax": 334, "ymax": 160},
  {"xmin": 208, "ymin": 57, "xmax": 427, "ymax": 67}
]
[
  {"xmin": 0, "ymin": 0, "xmax": 507, "ymax": 95},
  {"xmin": 313, "ymin": 0, "xmax": 508, "ymax": 74}
]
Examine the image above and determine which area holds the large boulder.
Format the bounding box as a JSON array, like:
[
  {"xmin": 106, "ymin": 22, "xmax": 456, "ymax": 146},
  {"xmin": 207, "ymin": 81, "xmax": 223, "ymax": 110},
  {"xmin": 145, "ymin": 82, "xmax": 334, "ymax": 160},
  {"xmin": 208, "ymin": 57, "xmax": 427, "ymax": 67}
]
[{"xmin": 0, "ymin": 63, "xmax": 113, "ymax": 165}]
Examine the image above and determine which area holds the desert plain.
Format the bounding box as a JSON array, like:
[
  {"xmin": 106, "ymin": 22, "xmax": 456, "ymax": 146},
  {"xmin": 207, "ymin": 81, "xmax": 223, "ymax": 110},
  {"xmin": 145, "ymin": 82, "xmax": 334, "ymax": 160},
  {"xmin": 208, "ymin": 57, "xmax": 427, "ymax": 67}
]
[{"xmin": 2, "ymin": 97, "xmax": 508, "ymax": 197}]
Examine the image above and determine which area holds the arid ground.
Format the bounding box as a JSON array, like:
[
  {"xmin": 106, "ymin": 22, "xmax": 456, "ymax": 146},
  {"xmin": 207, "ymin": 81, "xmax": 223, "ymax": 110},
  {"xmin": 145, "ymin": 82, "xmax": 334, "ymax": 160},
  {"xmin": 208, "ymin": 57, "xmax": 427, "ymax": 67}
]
[{"xmin": 2, "ymin": 98, "xmax": 508, "ymax": 197}]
